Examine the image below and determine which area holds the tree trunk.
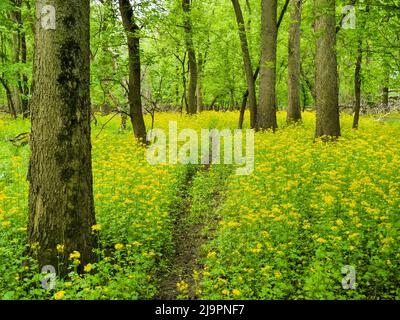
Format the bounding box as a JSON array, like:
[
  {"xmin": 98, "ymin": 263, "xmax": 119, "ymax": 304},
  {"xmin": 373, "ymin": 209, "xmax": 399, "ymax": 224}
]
[
  {"xmin": 238, "ymin": 0, "xmax": 289, "ymax": 126},
  {"xmin": 314, "ymin": 0, "xmax": 341, "ymax": 138},
  {"xmin": 11, "ymin": 0, "xmax": 22, "ymax": 114},
  {"xmin": 382, "ymin": 70, "xmax": 389, "ymax": 112},
  {"xmin": 182, "ymin": 0, "xmax": 197, "ymax": 114},
  {"xmin": 352, "ymin": 40, "xmax": 362, "ymax": 129},
  {"xmin": 28, "ymin": 0, "xmax": 97, "ymax": 275},
  {"xmin": 21, "ymin": 30, "xmax": 30, "ymax": 118},
  {"xmin": 231, "ymin": 0, "xmax": 257, "ymax": 129},
  {"xmin": 197, "ymin": 53, "xmax": 204, "ymax": 112},
  {"xmin": 119, "ymin": 0, "xmax": 147, "ymax": 142},
  {"xmin": 0, "ymin": 77, "xmax": 17, "ymax": 119},
  {"xmin": 209, "ymin": 95, "xmax": 218, "ymax": 111},
  {"xmin": 287, "ymin": 0, "xmax": 302, "ymax": 124},
  {"xmin": 259, "ymin": 0, "xmax": 278, "ymax": 131}
]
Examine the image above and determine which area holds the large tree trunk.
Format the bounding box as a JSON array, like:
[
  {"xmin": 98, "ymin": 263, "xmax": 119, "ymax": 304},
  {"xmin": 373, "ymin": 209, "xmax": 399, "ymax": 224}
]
[
  {"xmin": 28, "ymin": 0, "xmax": 97, "ymax": 275},
  {"xmin": 231, "ymin": 0, "xmax": 257, "ymax": 129},
  {"xmin": 314, "ymin": 0, "xmax": 341, "ymax": 138},
  {"xmin": 352, "ymin": 40, "xmax": 362, "ymax": 129},
  {"xmin": 119, "ymin": 0, "xmax": 147, "ymax": 142},
  {"xmin": 182, "ymin": 0, "xmax": 197, "ymax": 114},
  {"xmin": 287, "ymin": 0, "xmax": 302, "ymax": 124},
  {"xmin": 259, "ymin": 0, "xmax": 278, "ymax": 131}
]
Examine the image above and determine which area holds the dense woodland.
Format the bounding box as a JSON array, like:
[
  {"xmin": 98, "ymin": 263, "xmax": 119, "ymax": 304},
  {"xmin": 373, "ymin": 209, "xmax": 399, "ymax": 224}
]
[
  {"xmin": 0, "ymin": 0, "xmax": 399, "ymax": 301},
  {"xmin": 1, "ymin": 1, "xmax": 399, "ymax": 124}
]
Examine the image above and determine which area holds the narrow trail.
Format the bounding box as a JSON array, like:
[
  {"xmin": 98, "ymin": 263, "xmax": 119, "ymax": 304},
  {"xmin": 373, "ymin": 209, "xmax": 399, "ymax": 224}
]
[
  {"xmin": 156, "ymin": 168, "xmax": 205, "ymax": 300},
  {"xmin": 156, "ymin": 165, "xmax": 228, "ymax": 300}
]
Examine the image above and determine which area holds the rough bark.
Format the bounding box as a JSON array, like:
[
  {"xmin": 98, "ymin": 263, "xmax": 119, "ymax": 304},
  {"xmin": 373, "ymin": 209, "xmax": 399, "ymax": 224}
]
[
  {"xmin": 231, "ymin": 0, "xmax": 257, "ymax": 129},
  {"xmin": 287, "ymin": 0, "xmax": 302, "ymax": 124},
  {"xmin": 314, "ymin": 0, "xmax": 341, "ymax": 138},
  {"xmin": 259, "ymin": 0, "xmax": 278, "ymax": 131},
  {"xmin": 119, "ymin": 0, "xmax": 147, "ymax": 142},
  {"xmin": 28, "ymin": 0, "xmax": 97, "ymax": 275},
  {"xmin": 182, "ymin": 0, "xmax": 197, "ymax": 114}
]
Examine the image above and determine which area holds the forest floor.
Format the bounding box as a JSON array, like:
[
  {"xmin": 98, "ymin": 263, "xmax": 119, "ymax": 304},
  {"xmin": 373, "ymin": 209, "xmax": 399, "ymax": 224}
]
[{"xmin": 0, "ymin": 112, "xmax": 399, "ymax": 300}]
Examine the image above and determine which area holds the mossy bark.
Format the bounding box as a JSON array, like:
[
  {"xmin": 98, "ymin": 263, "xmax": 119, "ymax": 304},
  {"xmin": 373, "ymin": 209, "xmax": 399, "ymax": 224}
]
[{"xmin": 28, "ymin": 0, "xmax": 97, "ymax": 275}]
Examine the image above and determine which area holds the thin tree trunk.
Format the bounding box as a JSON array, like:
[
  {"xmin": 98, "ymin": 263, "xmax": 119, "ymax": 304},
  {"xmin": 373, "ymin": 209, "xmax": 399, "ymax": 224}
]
[
  {"xmin": 239, "ymin": 66, "xmax": 260, "ymax": 129},
  {"xmin": 238, "ymin": 0, "xmax": 289, "ymax": 127},
  {"xmin": 182, "ymin": 0, "xmax": 197, "ymax": 114},
  {"xmin": 287, "ymin": 0, "xmax": 302, "ymax": 124},
  {"xmin": 259, "ymin": 0, "xmax": 278, "ymax": 131},
  {"xmin": 28, "ymin": 0, "xmax": 97, "ymax": 275},
  {"xmin": 197, "ymin": 53, "xmax": 203, "ymax": 112},
  {"xmin": 119, "ymin": 0, "xmax": 147, "ymax": 142},
  {"xmin": 209, "ymin": 95, "xmax": 219, "ymax": 111},
  {"xmin": 231, "ymin": 0, "xmax": 257, "ymax": 129},
  {"xmin": 21, "ymin": 24, "xmax": 30, "ymax": 118},
  {"xmin": 352, "ymin": 39, "xmax": 362, "ymax": 129},
  {"xmin": 0, "ymin": 77, "xmax": 17, "ymax": 119},
  {"xmin": 11, "ymin": 0, "xmax": 22, "ymax": 114},
  {"xmin": 382, "ymin": 70, "xmax": 389, "ymax": 112},
  {"xmin": 300, "ymin": 63, "xmax": 316, "ymax": 104},
  {"xmin": 314, "ymin": 0, "xmax": 341, "ymax": 138},
  {"xmin": 175, "ymin": 65, "xmax": 180, "ymax": 107}
]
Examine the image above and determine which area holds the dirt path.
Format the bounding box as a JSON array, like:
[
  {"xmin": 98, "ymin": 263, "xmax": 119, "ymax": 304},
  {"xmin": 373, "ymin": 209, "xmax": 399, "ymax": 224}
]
[
  {"xmin": 156, "ymin": 165, "xmax": 228, "ymax": 300},
  {"xmin": 156, "ymin": 170, "xmax": 206, "ymax": 300}
]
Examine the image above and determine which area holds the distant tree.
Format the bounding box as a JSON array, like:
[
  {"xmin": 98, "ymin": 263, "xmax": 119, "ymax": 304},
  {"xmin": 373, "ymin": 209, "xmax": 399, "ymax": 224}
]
[
  {"xmin": 182, "ymin": 0, "xmax": 198, "ymax": 114},
  {"xmin": 287, "ymin": 0, "xmax": 302, "ymax": 124},
  {"xmin": 258, "ymin": 0, "xmax": 278, "ymax": 131},
  {"xmin": 314, "ymin": 0, "xmax": 341, "ymax": 138},
  {"xmin": 119, "ymin": 0, "xmax": 147, "ymax": 141},
  {"xmin": 231, "ymin": 0, "xmax": 257, "ymax": 129}
]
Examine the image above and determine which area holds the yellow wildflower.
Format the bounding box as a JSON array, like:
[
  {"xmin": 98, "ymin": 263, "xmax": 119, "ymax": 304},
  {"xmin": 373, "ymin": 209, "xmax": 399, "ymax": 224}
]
[
  {"xmin": 91, "ymin": 224, "xmax": 102, "ymax": 232},
  {"xmin": 54, "ymin": 291, "xmax": 65, "ymax": 300},
  {"xmin": 69, "ymin": 251, "xmax": 80, "ymax": 260},
  {"xmin": 335, "ymin": 219, "xmax": 344, "ymax": 226},
  {"xmin": 232, "ymin": 289, "xmax": 241, "ymax": 296},
  {"xmin": 84, "ymin": 263, "xmax": 93, "ymax": 272},
  {"xmin": 114, "ymin": 243, "xmax": 124, "ymax": 250}
]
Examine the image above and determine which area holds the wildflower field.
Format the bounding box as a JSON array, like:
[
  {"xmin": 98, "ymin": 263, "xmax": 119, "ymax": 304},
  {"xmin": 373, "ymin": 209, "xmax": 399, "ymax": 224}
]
[{"xmin": 0, "ymin": 111, "xmax": 399, "ymax": 300}]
